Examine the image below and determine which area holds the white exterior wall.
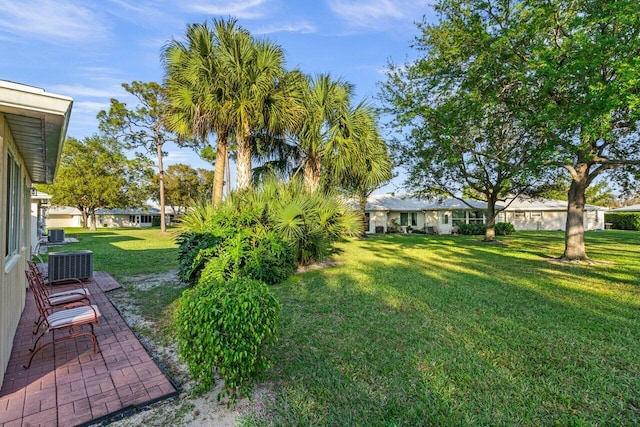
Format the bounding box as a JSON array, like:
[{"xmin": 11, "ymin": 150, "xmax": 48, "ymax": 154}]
[
  {"xmin": 0, "ymin": 115, "xmax": 29, "ymax": 388},
  {"xmin": 502, "ymin": 210, "xmax": 605, "ymax": 231},
  {"xmin": 47, "ymin": 214, "xmax": 82, "ymax": 228}
]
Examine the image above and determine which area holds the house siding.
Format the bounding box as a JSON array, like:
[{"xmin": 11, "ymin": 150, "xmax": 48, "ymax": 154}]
[{"xmin": 0, "ymin": 114, "xmax": 28, "ymax": 386}]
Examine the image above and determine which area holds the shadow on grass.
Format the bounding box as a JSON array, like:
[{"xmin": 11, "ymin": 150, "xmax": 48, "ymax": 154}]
[{"xmin": 255, "ymin": 232, "xmax": 640, "ymax": 426}]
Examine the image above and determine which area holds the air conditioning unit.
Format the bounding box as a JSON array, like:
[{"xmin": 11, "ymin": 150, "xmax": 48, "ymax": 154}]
[
  {"xmin": 48, "ymin": 250, "xmax": 94, "ymax": 281},
  {"xmin": 48, "ymin": 229, "xmax": 65, "ymax": 243}
]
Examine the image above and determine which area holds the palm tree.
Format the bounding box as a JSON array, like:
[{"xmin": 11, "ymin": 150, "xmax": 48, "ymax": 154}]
[
  {"xmin": 163, "ymin": 20, "xmax": 241, "ymax": 205},
  {"xmin": 332, "ymin": 104, "xmax": 393, "ymax": 236},
  {"xmin": 294, "ymin": 74, "xmax": 353, "ymax": 192},
  {"xmin": 217, "ymin": 31, "xmax": 304, "ymax": 190}
]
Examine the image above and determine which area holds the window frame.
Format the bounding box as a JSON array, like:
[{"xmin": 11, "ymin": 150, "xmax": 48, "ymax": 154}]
[{"xmin": 5, "ymin": 149, "xmax": 22, "ymax": 260}]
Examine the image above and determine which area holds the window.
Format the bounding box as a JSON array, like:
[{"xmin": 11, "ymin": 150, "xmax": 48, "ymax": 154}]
[
  {"xmin": 443, "ymin": 214, "xmax": 449, "ymax": 225},
  {"xmin": 400, "ymin": 212, "xmax": 418, "ymax": 227},
  {"xmin": 364, "ymin": 213, "xmax": 370, "ymax": 232},
  {"xmin": 514, "ymin": 212, "xmax": 526, "ymax": 219},
  {"xmin": 468, "ymin": 210, "xmax": 484, "ymax": 223},
  {"xmin": 452, "ymin": 210, "xmax": 466, "ymax": 226},
  {"xmin": 530, "ymin": 212, "xmax": 542, "ymax": 219},
  {"xmin": 5, "ymin": 151, "xmax": 22, "ymax": 259}
]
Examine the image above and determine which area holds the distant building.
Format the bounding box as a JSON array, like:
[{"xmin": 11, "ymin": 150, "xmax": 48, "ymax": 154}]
[{"xmin": 360, "ymin": 194, "xmax": 608, "ymax": 234}]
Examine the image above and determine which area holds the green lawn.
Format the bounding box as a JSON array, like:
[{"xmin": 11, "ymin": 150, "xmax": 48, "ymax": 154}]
[{"xmin": 45, "ymin": 228, "xmax": 640, "ymax": 425}]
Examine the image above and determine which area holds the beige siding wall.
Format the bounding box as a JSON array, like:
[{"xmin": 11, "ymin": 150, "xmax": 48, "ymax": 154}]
[
  {"xmin": 47, "ymin": 214, "xmax": 82, "ymax": 228},
  {"xmin": 0, "ymin": 114, "xmax": 29, "ymax": 388}
]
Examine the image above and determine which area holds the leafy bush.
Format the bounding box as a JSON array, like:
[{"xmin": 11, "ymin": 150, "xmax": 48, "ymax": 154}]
[
  {"xmin": 177, "ymin": 177, "xmax": 362, "ymax": 270},
  {"xmin": 605, "ymin": 213, "xmax": 640, "ymax": 230},
  {"xmin": 495, "ymin": 222, "xmax": 516, "ymax": 235},
  {"xmin": 458, "ymin": 222, "xmax": 515, "ymax": 236},
  {"xmin": 198, "ymin": 229, "xmax": 295, "ymax": 285},
  {"xmin": 175, "ymin": 277, "xmax": 280, "ymax": 403},
  {"xmin": 175, "ymin": 202, "xmax": 295, "ymax": 285},
  {"xmin": 457, "ymin": 223, "xmax": 486, "ymax": 235}
]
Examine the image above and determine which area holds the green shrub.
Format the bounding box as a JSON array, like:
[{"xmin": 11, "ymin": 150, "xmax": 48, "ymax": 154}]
[
  {"xmin": 175, "ymin": 277, "xmax": 280, "ymax": 403},
  {"xmin": 458, "ymin": 223, "xmax": 486, "ymax": 235},
  {"xmin": 495, "ymin": 222, "xmax": 516, "ymax": 235},
  {"xmin": 175, "ymin": 231, "xmax": 221, "ymax": 284},
  {"xmin": 605, "ymin": 213, "xmax": 640, "ymax": 230},
  {"xmin": 198, "ymin": 230, "xmax": 295, "ymax": 286}
]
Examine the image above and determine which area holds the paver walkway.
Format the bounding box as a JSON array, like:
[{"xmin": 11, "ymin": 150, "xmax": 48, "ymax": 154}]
[{"xmin": 0, "ymin": 272, "xmax": 178, "ymax": 426}]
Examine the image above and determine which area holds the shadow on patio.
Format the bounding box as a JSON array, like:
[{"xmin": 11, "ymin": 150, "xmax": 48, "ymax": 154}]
[{"xmin": 0, "ymin": 271, "xmax": 178, "ymax": 426}]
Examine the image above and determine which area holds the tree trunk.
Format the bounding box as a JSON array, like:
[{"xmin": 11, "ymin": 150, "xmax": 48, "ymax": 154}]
[
  {"xmin": 225, "ymin": 152, "xmax": 231, "ymax": 197},
  {"xmin": 80, "ymin": 208, "xmax": 89, "ymax": 229},
  {"xmin": 156, "ymin": 142, "xmax": 167, "ymax": 232},
  {"xmin": 89, "ymin": 209, "xmax": 97, "ymax": 231},
  {"xmin": 484, "ymin": 197, "xmax": 497, "ymax": 242},
  {"xmin": 236, "ymin": 126, "xmax": 252, "ymax": 190},
  {"xmin": 359, "ymin": 195, "xmax": 368, "ymax": 238},
  {"xmin": 303, "ymin": 155, "xmax": 321, "ymax": 192},
  {"xmin": 212, "ymin": 134, "xmax": 228, "ymax": 206},
  {"xmin": 562, "ymin": 165, "xmax": 589, "ymax": 260}
]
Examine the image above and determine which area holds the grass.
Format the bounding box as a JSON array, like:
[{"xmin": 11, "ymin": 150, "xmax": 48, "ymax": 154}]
[{"xmin": 44, "ymin": 228, "xmax": 640, "ymax": 425}]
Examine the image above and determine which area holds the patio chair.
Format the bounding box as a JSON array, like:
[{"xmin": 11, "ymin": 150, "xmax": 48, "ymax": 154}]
[
  {"xmin": 24, "ymin": 270, "xmax": 102, "ymax": 369},
  {"xmin": 27, "ymin": 268, "xmax": 92, "ymax": 334},
  {"xmin": 27, "ymin": 260, "xmax": 90, "ymax": 297}
]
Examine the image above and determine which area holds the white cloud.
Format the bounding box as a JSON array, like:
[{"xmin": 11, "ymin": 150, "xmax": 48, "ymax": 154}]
[
  {"xmin": 181, "ymin": 0, "xmax": 268, "ymax": 19},
  {"xmin": 49, "ymin": 84, "xmax": 122, "ymax": 99},
  {"xmin": 253, "ymin": 21, "xmax": 317, "ymax": 35},
  {"xmin": 327, "ymin": 0, "xmax": 419, "ymax": 29},
  {"xmin": 0, "ymin": 0, "xmax": 108, "ymax": 41}
]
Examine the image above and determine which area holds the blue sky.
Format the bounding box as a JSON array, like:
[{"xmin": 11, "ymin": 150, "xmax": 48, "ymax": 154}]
[{"xmin": 0, "ymin": 0, "xmax": 434, "ymax": 192}]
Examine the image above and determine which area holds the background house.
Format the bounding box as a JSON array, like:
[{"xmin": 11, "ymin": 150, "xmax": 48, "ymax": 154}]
[
  {"xmin": 363, "ymin": 194, "xmax": 488, "ymax": 234},
  {"xmin": 362, "ymin": 194, "xmax": 608, "ymax": 234},
  {"xmin": 609, "ymin": 204, "xmax": 640, "ymax": 213},
  {"xmin": 46, "ymin": 205, "xmax": 175, "ymax": 229},
  {"xmin": 0, "ymin": 81, "xmax": 72, "ymax": 387},
  {"xmin": 497, "ymin": 197, "xmax": 608, "ymax": 231}
]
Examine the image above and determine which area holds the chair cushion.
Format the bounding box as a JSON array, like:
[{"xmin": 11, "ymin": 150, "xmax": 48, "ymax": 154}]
[
  {"xmin": 48, "ymin": 293, "xmax": 89, "ymax": 306},
  {"xmin": 47, "ymin": 305, "xmax": 101, "ymax": 329},
  {"xmin": 49, "ymin": 288, "xmax": 90, "ymax": 298}
]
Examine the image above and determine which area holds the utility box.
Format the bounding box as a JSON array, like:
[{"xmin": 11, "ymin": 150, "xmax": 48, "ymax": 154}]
[
  {"xmin": 48, "ymin": 250, "xmax": 94, "ymax": 281},
  {"xmin": 48, "ymin": 229, "xmax": 65, "ymax": 243}
]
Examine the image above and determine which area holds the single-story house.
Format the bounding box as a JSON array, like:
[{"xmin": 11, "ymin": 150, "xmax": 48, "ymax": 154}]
[
  {"xmin": 497, "ymin": 197, "xmax": 607, "ymax": 231},
  {"xmin": 0, "ymin": 80, "xmax": 72, "ymax": 387},
  {"xmin": 609, "ymin": 204, "xmax": 640, "ymax": 212},
  {"xmin": 46, "ymin": 205, "xmax": 176, "ymax": 229},
  {"xmin": 362, "ymin": 194, "xmax": 608, "ymax": 234},
  {"xmin": 363, "ymin": 194, "xmax": 487, "ymax": 235}
]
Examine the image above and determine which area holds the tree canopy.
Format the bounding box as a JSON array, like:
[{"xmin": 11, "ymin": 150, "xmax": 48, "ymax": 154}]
[
  {"xmin": 382, "ymin": 0, "xmax": 640, "ymax": 255},
  {"xmin": 45, "ymin": 136, "xmax": 152, "ymax": 230}
]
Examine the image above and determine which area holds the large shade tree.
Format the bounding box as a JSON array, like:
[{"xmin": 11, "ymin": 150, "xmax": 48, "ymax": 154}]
[
  {"xmin": 384, "ymin": 0, "xmax": 640, "ymax": 257},
  {"xmin": 45, "ymin": 136, "xmax": 152, "ymax": 230}
]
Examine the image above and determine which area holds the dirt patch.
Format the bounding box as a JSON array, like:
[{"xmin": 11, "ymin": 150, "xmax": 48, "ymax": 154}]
[
  {"xmin": 106, "ymin": 271, "xmax": 264, "ymax": 427},
  {"xmin": 296, "ymin": 259, "xmax": 342, "ymax": 273}
]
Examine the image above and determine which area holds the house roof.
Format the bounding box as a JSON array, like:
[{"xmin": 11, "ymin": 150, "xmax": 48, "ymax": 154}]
[
  {"xmin": 610, "ymin": 204, "xmax": 640, "ymax": 212},
  {"xmin": 48, "ymin": 206, "xmax": 82, "ymax": 215},
  {"xmin": 0, "ymin": 80, "xmax": 73, "ymax": 183},
  {"xmin": 499, "ymin": 196, "xmax": 608, "ymax": 212},
  {"xmin": 365, "ymin": 194, "xmax": 487, "ymax": 211}
]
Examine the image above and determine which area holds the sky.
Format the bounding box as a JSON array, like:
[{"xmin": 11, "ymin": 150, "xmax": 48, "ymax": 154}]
[{"xmin": 0, "ymin": 0, "xmax": 435, "ymax": 193}]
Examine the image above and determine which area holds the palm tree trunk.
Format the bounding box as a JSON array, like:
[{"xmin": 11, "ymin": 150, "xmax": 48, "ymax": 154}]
[
  {"xmin": 304, "ymin": 155, "xmax": 321, "ymax": 192},
  {"xmin": 236, "ymin": 125, "xmax": 253, "ymax": 190},
  {"xmin": 156, "ymin": 142, "xmax": 167, "ymax": 232},
  {"xmin": 212, "ymin": 134, "xmax": 228, "ymax": 205},
  {"xmin": 562, "ymin": 165, "xmax": 589, "ymax": 260}
]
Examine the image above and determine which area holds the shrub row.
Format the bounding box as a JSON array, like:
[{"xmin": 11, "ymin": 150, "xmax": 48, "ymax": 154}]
[
  {"xmin": 457, "ymin": 222, "xmax": 515, "ymax": 236},
  {"xmin": 604, "ymin": 213, "xmax": 640, "ymax": 231}
]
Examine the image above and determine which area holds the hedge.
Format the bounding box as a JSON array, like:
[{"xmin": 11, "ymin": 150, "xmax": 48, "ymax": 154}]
[{"xmin": 605, "ymin": 212, "xmax": 640, "ymax": 231}]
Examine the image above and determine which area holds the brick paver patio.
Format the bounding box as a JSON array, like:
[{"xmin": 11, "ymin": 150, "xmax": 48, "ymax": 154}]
[{"xmin": 0, "ymin": 271, "xmax": 178, "ymax": 426}]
